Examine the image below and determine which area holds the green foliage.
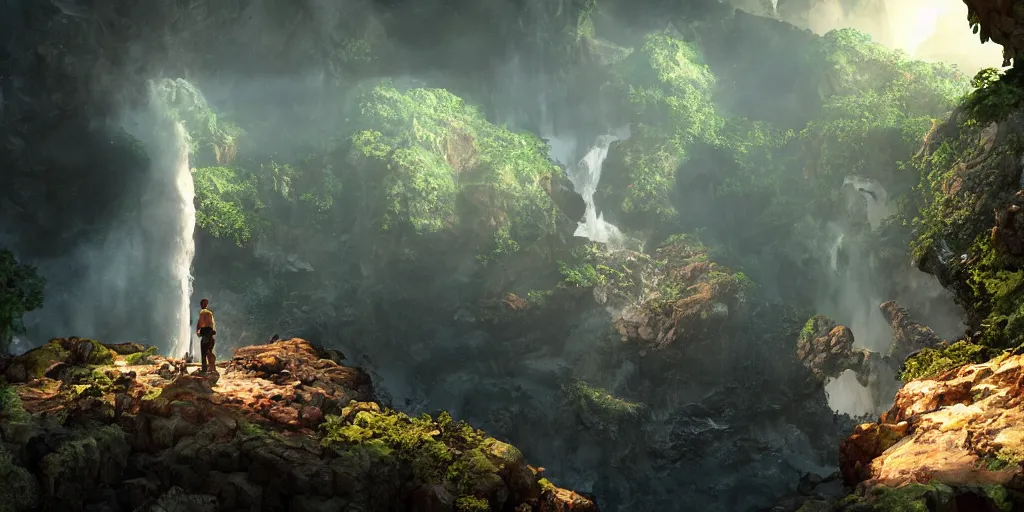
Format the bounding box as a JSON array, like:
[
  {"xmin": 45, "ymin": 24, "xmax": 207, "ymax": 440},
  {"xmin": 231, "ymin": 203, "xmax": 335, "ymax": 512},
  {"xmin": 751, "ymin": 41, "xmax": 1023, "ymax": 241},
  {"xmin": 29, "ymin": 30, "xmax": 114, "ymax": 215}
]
[
  {"xmin": 962, "ymin": 67, "xmax": 1024, "ymax": 124},
  {"xmin": 0, "ymin": 381, "xmax": 29, "ymax": 423},
  {"xmin": 558, "ymin": 261, "xmax": 602, "ymax": 288},
  {"xmin": 803, "ymin": 29, "xmax": 969, "ymax": 185},
  {"xmin": 124, "ymin": 346, "xmax": 158, "ymax": 366},
  {"xmin": 455, "ymin": 496, "xmax": 490, "ymax": 512},
  {"xmin": 609, "ymin": 32, "xmax": 721, "ymax": 221},
  {"xmin": 900, "ymin": 341, "xmax": 997, "ymax": 382},
  {"xmin": 526, "ymin": 289, "xmax": 554, "ymax": 307},
  {"xmin": 320, "ymin": 409, "xmax": 506, "ymax": 498},
  {"xmin": 152, "ymin": 78, "xmax": 243, "ymax": 156},
  {"xmin": 556, "ymin": 243, "xmax": 635, "ymax": 291},
  {"xmin": 562, "ymin": 379, "xmax": 643, "ymax": 423},
  {"xmin": 192, "ymin": 166, "xmax": 268, "ymax": 246},
  {"xmin": 967, "ymin": 236, "xmax": 1024, "ymax": 347},
  {"xmin": 981, "ymin": 485, "xmax": 1013, "ymax": 512},
  {"xmin": 800, "ymin": 314, "xmax": 831, "ymax": 343},
  {"xmin": 868, "ymin": 483, "xmax": 953, "ymax": 512},
  {"xmin": 346, "ymin": 83, "xmax": 558, "ymax": 257},
  {"xmin": 237, "ymin": 419, "xmax": 268, "ymax": 438},
  {"xmin": 0, "ymin": 250, "xmax": 44, "ymax": 354},
  {"xmin": 908, "ymin": 131, "xmax": 982, "ymax": 264}
]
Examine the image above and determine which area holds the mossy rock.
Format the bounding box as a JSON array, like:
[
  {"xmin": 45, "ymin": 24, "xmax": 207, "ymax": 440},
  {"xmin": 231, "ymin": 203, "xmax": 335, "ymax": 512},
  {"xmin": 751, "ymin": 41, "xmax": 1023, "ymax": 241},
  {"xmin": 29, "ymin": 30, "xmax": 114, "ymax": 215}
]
[
  {"xmin": 124, "ymin": 346, "xmax": 158, "ymax": 366},
  {"xmin": 0, "ymin": 444, "xmax": 39, "ymax": 512},
  {"xmin": 321, "ymin": 408, "xmax": 535, "ymax": 507},
  {"xmin": 868, "ymin": 483, "xmax": 953, "ymax": 512},
  {"xmin": 900, "ymin": 341, "xmax": 997, "ymax": 382},
  {"xmin": 3, "ymin": 341, "xmax": 70, "ymax": 382},
  {"xmin": 0, "ymin": 382, "xmax": 29, "ymax": 423},
  {"xmin": 3, "ymin": 338, "xmax": 116, "ymax": 383}
]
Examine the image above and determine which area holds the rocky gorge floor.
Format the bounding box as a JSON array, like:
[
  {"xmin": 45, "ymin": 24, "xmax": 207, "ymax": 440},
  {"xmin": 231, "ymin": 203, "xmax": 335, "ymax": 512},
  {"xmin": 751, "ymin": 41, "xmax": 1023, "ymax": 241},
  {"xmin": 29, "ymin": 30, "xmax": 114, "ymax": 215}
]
[{"xmin": 0, "ymin": 337, "xmax": 595, "ymax": 512}]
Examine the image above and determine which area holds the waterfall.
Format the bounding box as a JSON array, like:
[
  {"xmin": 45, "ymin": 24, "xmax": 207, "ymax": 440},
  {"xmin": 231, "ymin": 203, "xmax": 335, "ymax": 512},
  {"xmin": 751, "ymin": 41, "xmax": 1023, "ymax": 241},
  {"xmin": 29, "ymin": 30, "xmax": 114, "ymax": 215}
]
[
  {"xmin": 841, "ymin": 175, "xmax": 894, "ymax": 231},
  {"xmin": 171, "ymin": 122, "xmax": 196, "ymax": 358},
  {"xmin": 546, "ymin": 126, "xmax": 631, "ymax": 245}
]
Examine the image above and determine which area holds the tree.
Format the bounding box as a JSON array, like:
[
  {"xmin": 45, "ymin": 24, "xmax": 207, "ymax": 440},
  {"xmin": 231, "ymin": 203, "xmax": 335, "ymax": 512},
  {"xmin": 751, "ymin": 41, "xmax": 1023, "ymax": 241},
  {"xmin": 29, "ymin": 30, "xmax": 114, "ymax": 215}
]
[{"xmin": 0, "ymin": 249, "xmax": 45, "ymax": 354}]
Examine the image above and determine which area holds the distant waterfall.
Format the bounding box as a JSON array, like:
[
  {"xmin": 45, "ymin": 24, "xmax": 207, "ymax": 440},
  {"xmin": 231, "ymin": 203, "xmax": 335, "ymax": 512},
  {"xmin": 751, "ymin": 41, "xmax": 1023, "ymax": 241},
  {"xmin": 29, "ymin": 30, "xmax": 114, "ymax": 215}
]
[
  {"xmin": 171, "ymin": 122, "xmax": 196, "ymax": 358},
  {"xmin": 546, "ymin": 126, "xmax": 631, "ymax": 245}
]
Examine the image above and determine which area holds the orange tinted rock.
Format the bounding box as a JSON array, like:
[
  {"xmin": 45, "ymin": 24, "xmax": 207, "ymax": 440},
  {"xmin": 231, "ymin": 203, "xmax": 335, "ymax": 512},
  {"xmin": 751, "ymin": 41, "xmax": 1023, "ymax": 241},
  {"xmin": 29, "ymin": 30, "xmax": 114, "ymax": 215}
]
[{"xmin": 840, "ymin": 353, "xmax": 1024, "ymax": 495}]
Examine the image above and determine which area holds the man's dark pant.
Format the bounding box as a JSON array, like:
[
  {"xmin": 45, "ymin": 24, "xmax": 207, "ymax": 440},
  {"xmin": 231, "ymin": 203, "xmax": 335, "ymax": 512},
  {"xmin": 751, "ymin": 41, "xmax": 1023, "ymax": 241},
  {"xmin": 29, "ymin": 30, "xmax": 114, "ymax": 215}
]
[{"xmin": 199, "ymin": 327, "xmax": 216, "ymax": 373}]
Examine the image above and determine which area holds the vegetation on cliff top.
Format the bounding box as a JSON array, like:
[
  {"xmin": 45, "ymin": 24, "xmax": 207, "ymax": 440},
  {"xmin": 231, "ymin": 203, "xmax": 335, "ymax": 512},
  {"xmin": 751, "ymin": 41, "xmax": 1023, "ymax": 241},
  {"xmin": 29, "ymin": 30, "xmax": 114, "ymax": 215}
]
[
  {"xmin": 597, "ymin": 27, "xmax": 968, "ymax": 249},
  {"xmin": 899, "ymin": 341, "xmax": 998, "ymax": 381},
  {"xmin": 345, "ymin": 83, "xmax": 559, "ymax": 255},
  {"xmin": 0, "ymin": 249, "xmax": 45, "ymax": 354},
  {"xmin": 909, "ymin": 66, "xmax": 1024, "ymax": 349}
]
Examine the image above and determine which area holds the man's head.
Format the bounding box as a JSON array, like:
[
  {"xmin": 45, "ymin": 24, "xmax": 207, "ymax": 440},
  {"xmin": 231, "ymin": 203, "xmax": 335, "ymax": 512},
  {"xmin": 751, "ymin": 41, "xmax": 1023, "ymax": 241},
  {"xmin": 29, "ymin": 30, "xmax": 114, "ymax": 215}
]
[{"xmin": 200, "ymin": 298, "xmax": 209, "ymax": 309}]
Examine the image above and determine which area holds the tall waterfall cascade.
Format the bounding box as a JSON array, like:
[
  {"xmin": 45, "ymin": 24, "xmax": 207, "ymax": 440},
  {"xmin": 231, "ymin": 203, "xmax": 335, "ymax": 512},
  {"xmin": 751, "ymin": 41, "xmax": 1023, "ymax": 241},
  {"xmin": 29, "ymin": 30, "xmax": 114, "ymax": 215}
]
[
  {"xmin": 170, "ymin": 122, "xmax": 196, "ymax": 358},
  {"xmin": 545, "ymin": 125, "xmax": 631, "ymax": 245}
]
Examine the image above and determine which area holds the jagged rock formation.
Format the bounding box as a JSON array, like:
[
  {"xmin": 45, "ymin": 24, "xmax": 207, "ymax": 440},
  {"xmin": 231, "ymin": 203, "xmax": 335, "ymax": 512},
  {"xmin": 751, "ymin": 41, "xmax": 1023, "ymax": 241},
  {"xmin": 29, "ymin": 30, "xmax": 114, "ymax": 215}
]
[
  {"xmin": 796, "ymin": 315, "xmax": 870, "ymax": 383},
  {"xmin": 834, "ymin": 352, "xmax": 1024, "ymax": 510},
  {"xmin": 0, "ymin": 337, "xmax": 595, "ymax": 512},
  {"xmin": 879, "ymin": 300, "xmax": 948, "ymax": 362},
  {"xmin": 793, "ymin": 314, "xmax": 899, "ymax": 420}
]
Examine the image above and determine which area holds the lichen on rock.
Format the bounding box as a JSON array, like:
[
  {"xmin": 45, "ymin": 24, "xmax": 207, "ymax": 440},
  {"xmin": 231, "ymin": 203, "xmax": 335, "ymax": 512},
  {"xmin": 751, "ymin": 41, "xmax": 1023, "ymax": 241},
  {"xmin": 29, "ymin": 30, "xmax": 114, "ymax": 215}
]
[{"xmin": 0, "ymin": 337, "xmax": 594, "ymax": 511}]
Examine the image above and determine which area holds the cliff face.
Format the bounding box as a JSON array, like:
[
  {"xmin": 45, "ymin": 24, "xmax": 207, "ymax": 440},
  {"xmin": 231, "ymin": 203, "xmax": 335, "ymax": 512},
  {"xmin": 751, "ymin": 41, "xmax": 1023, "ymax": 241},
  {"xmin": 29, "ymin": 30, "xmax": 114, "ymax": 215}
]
[
  {"xmin": 961, "ymin": 0, "xmax": 1024, "ymax": 66},
  {"xmin": 834, "ymin": 352, "xmax": 1024, "ymax": 510},
  {"xmin": 0, "ymin": 337, "xmax": 595, "ymax": 512}
]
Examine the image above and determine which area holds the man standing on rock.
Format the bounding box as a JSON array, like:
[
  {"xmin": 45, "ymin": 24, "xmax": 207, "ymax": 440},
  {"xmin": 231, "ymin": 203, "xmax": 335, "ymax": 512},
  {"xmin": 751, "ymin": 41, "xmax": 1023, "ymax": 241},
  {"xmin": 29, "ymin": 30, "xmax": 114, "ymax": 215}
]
[{"xmin": 196, "ymin": 298, "xmax": 217, "ymax": 374}]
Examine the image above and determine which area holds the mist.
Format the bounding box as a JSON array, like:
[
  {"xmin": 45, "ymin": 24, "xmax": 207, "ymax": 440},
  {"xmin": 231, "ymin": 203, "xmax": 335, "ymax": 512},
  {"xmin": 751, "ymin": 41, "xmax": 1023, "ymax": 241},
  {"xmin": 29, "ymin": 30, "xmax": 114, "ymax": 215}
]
[
  {"xmin": 3, "ymin": 97, "xmax": 195, "ymax": 351},
  {"xmin": 0, "ymin": 0, "xmax": 987, "ymax": 510},
  {"xmin": 775, "ymin": 0, "xmax": 1005, "ymax": 73}
]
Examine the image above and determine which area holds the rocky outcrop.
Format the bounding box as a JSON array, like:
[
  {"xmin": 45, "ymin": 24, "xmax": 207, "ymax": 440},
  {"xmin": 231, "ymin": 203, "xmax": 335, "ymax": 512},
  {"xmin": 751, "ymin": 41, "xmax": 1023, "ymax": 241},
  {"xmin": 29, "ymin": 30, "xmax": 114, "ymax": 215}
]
[
  {"xmin": 879, "ymin": 301, "xmax": 948, "ymax": 362},
  {"xmin": 795, "ymin": 314, "xmax": 901, "ymax": 419},
  {"xmin": 0, "ymin": 338, "xmax": 596, "ymax": 512},
  {"xmin": 610, "ymin": 236, "xmax": 752, "ymax": 354},
  {"xmin": 461, "ymin": 237, "xmax": 850, "ymax": 512},
  {"xmin": 991, "ymin": 192, "xmax": 1024, "ymax": 256},
  {"xmin": 961, "ymin": 0, "xmax": 1024, "ymax": 66},
  {"xmin": 796, "ymin": 315, "xmax": 868, "ymax": 383},
  {"xmin": 836, "ymin": 352, "xmax": 1024, "ymax": 510}
]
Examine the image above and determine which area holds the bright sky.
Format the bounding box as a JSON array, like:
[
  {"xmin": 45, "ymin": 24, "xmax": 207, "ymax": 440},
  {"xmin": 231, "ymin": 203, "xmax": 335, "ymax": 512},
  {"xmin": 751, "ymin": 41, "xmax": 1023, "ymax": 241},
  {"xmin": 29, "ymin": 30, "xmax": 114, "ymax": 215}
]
[{"xmin": 803, "ymin": 0, "xmax": 1004, "ymax": 74}]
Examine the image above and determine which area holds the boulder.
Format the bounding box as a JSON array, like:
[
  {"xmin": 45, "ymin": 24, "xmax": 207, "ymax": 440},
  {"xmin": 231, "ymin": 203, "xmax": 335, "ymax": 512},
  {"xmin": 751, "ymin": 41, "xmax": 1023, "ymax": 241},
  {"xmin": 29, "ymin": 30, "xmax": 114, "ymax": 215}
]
[{"xmin": 839, "ymin": 353, "xmax": 1024, "ymax": 504}]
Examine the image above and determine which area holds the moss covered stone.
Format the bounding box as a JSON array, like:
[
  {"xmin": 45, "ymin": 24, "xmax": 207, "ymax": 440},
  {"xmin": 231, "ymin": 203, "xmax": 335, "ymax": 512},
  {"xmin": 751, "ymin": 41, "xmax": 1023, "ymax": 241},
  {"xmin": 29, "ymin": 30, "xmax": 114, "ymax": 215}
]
[
  {"xmin": 0, "ymin": 381, "xmax": 29, "ymax": 423},
  {"xmin": 320, "ymin": 408, "xmax": 531, "ymax": 507},
  {"xmin": 124, "ymin": 346, "xmax": 158, "ymax": 366},
  {"xmin": 868, "ymin": 483, "xmax": 953, "ymax": 512},
  {"xmin": 562, "ymin": 379, "xmax": 642, "ymax": 431},
  {"xmin": 900, "ymin": 341, "xmax": 997, "ymax": 381},
  {"xmin": 0, "ymin": 444, "xmax": 39, "ymax": 512}
]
